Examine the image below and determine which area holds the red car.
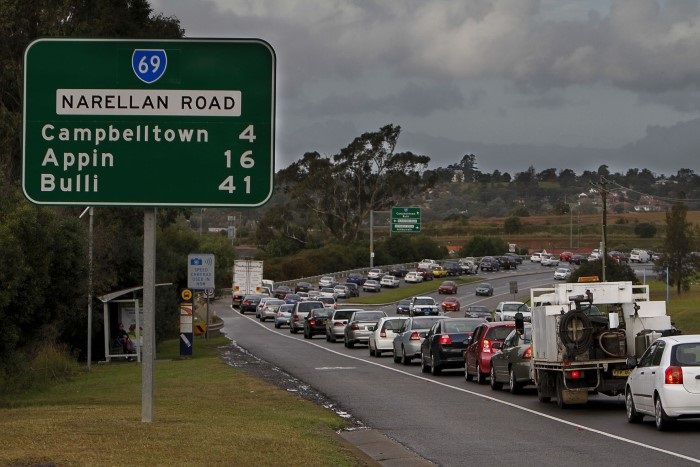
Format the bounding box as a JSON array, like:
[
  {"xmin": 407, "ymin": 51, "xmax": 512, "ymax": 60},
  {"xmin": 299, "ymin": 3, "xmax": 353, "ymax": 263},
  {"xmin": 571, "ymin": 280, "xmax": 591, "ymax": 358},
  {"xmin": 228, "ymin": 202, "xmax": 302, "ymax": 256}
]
[
  {"xmin": 464, "ymin": 322, "xmax": 515, "ymax": 384},
  {"xmin": 415, "ymin": 267, "xmax": 434, "ymax": 281},
  {"xmin": 559, "ymin": 251, "xmax": 573, "ymax": 262},
  {"xmin": 441, "ymin": 297, "xmax": 461, "ymax": 312},
  {"xmin": 438, "ymin": 280, "xmax": 458, "ymax": 294}
]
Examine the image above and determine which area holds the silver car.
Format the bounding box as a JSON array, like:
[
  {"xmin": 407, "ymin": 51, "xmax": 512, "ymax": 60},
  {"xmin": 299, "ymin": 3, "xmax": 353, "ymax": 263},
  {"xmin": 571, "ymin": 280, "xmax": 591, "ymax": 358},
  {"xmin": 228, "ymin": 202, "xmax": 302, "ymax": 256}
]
[
  {"xmin": 274, "ymin": 304, "xmax": 294, "ymax": 328},
  {"xmin": 344, "ymin": 310, "xmax": 387, "ymax": 348},
  {"xmin": 258, "ymin": 298, "xmax": 285, "ymax": 322},
  {"xmin": 392, "ymin": 316, "xmax": 447, "ymax": 365},
  {"xmin": 369, "ymin": 317, "xmax": 407, "ymax": 357},
  {"xmin": 326, "ymin": 308, "xmax": 364, "ymax": 343}
]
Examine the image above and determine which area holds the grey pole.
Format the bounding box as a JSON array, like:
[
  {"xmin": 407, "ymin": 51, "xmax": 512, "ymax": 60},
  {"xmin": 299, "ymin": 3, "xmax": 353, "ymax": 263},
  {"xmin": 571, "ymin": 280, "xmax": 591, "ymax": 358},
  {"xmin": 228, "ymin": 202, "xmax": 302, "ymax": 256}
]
[
  {"xmin": 142, "ymin": 208, "xmax": 156, "ymax": 423},
  {"xmin": 369, "ymin": 210, "xmax": 374, "ymax": 268}
]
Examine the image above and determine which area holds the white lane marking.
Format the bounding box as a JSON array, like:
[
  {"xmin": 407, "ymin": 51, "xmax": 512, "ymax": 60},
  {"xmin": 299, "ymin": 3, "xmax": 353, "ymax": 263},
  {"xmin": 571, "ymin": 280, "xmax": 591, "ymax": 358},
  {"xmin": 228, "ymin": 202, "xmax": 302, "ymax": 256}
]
[
  {"xmin": 315, "ymin": 367, "xmax": 356, "ymax": 370},
  {"xmin": 233, "ymin": 313, "xmax": 700, "ymax": 464}
]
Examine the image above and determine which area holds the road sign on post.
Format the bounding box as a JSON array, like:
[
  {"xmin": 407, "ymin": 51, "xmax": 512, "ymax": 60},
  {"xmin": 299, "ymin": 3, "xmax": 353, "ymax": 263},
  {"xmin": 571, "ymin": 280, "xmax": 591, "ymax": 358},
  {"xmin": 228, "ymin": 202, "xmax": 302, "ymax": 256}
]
[
  {"xmin": 22, "ymin": 38, "xmax": 275, "ymax": 207},
  {"xmin": 391, "ymin": 207, "xmax": 421, "ymax": 233}
]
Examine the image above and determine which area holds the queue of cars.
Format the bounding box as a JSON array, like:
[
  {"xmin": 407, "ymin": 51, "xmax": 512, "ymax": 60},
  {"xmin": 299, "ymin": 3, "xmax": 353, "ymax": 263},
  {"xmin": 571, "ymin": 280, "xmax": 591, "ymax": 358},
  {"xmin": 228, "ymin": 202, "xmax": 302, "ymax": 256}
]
[{"xmin": 233, "ymin": 265, "xmax": 700, "ymax": 431}]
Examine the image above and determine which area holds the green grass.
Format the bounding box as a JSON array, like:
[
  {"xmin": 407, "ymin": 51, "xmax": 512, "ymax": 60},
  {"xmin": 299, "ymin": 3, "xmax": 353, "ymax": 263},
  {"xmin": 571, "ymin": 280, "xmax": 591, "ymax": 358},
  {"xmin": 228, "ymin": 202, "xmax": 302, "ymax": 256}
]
[
  {"xmin": 0, "ymin": 336, "xmax": 372, "ymax": 467},
  {"xmin": 648, "ymin": 280, "xmax": 700, "ymax": 334},
  {"xmin": 346, "ymin": 276, "xmax": 481, "ymax": 305}
]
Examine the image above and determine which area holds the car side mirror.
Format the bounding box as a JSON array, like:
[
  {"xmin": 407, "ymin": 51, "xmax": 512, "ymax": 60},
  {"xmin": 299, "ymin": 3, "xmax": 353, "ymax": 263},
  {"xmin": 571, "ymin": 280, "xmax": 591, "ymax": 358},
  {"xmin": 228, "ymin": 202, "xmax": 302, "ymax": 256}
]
[
  {"xmin": 368, "ymin": 326, "xmax": 375, "ymax": 331},
  {"xmin": 514, "ymin": 312, "xmax": 525, "ymax": 335},
  {"xmin": 626, "ymin": 356, "xmax": 638, "ymax": 368}
]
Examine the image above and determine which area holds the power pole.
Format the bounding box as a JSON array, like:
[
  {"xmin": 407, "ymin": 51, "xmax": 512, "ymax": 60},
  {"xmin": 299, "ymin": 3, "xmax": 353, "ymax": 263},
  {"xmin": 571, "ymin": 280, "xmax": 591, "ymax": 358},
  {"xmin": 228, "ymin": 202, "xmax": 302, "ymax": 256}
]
[{"xmin": 591, "ymin": 177, "xmax": 608, "ymax": 281}]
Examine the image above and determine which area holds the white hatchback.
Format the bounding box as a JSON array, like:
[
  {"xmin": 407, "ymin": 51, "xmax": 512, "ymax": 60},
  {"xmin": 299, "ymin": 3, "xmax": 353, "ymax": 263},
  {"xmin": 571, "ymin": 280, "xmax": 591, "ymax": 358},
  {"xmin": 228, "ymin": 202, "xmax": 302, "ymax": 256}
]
[
  {"xmin": 626, "ymin": 335, "xmax": 700, "ymax": 430},
  {"xmin": 404, "ymin": 271, "xmax": 424, "ymax": 283},
  {"xmin": 368, "ymin": 316, "xmax": 408, "ymax": 357}
]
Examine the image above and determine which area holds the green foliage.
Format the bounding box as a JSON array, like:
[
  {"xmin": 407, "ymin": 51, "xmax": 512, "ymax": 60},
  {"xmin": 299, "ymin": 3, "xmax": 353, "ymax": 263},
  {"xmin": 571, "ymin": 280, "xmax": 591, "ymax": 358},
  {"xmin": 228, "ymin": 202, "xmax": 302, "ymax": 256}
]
[
  {"xmin": 634, "ymin": 222, "xmax": 657, "ymax": 238},
  {"xmin": 458, "ymin": 236, "xmax": 508, "ymax": 257},
  {"xmin": 662, "ymin": 200, "xmax": 697, "ymax": 294},
  {"xmin": 569, "ymin": 259, "xmax": 639, "ymax": 283},
  {"xmin": 503, "ymin": 216, "xmax": 524, "ymax": 234},
  {"xmin": 510, "ymin": 206, "xmax": 530, "ymax": 217}
]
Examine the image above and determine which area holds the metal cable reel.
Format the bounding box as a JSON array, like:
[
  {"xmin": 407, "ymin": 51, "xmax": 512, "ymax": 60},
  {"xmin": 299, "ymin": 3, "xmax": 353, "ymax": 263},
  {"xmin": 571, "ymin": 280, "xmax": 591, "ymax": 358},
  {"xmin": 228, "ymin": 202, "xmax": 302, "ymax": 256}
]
[{"xmin": 558, "ymin": 309, "xmax": 593, "ymax": 358}]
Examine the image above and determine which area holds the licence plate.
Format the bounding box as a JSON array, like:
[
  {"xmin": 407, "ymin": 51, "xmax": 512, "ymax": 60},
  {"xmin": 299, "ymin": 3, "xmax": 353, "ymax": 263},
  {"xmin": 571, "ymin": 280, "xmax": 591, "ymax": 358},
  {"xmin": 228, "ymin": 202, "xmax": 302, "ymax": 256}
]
[{"xmin": 613, "ymin": 369, "xmax": 631, "ymax": 377}]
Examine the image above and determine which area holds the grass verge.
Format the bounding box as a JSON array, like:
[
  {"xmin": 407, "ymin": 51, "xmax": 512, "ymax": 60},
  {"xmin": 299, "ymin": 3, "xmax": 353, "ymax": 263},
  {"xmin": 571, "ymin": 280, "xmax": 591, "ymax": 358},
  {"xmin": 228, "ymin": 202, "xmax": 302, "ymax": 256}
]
[{"xmin": 0, "ymin": 336, "xmax": 372, "ymax": 466}]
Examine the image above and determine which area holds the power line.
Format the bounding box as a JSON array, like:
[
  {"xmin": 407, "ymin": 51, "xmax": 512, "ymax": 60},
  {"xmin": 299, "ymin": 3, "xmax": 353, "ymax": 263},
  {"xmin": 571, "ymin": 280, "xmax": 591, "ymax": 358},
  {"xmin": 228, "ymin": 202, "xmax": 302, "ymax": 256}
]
[{"xmin": 600, "ymin": 177, "xmax": 700, "ymax": 204}]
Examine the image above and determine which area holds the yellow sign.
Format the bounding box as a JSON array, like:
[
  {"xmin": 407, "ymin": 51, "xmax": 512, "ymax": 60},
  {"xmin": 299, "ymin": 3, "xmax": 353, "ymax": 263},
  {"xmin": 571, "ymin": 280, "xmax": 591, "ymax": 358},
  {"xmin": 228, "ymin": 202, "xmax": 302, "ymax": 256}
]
[
  {"xmin": 577, "ymin": 276, "xmax": 600, "ymax": 283},
  {"xmin": 181, "ymin": 289, "xmax": 193, "ymax": 301}
]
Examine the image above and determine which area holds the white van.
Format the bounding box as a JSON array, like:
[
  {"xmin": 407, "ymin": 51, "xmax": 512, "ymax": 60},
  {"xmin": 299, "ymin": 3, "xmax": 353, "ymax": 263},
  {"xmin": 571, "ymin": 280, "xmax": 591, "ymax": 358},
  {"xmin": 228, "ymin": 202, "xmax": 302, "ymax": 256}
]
[{"xmin": 630, "ymin": 249, "xmax": 650, "ymax": 263}]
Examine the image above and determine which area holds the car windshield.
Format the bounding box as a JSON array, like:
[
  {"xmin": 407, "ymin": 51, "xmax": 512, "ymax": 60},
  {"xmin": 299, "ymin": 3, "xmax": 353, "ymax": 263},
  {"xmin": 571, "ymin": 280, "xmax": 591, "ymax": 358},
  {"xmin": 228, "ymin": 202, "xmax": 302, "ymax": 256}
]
[
  {"xmin": 333, "ymin": 310, "xmax": 357, "ymax": 320},
  {"xmin": 410, "ymin": 317, "xmax": 443, "ymax": 330},
  {"xmin": 478, "ymin": 284, "xmax": 491, "ymax": 289},
  {"xmin": 311, "ymin": 309, "xmax": 333, "ymax": 318},
  {"xmin": 414, "ymin": 298, "xmax": 435, "ymax": 306},
  {"xmin": 673, "ymin": 344, "xmax": 700, "ymax": 366},
  {"xmin": 469, "ymin": 306, "xmax": 489, "ymax": 313},
  {"xmin": 443, "ymin": 320, "xmax": 481, "ymax": 333},
  {"xmin": 399, "ymin": 300, "xmax": 411, "ymax": 305},
  {"xmin": 319, "ymin": 297, "xmax": 335, "ymax": 304},
  {"xmin": 266, "ymin": 299, "xmax": 285, "ymax": 306},
  {"xmin": 502, "ymin": 303, "xmax": 527, "ymax": 312},
  {"xmin": 485, "ymin": 326, "xmax": 516, "ymax": 340},
  {"xmin": 354, "ymin": 311, "xmax": 385, "ymax": 321},
  {"xmin": 279, "ymin": 305, "xmax": 293, "ymax": 313}
]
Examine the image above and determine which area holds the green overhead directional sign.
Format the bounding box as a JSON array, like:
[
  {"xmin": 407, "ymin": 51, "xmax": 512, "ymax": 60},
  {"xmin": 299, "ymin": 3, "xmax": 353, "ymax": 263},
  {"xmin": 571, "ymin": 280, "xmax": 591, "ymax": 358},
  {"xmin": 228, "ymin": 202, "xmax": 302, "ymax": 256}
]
[
  {"xmin": 22, "ymin": 38, "xmax": 275, "ymax": 207},
  {"xmin": 391, "ymin": 207, "xmax": 421, "ymax": 233}
]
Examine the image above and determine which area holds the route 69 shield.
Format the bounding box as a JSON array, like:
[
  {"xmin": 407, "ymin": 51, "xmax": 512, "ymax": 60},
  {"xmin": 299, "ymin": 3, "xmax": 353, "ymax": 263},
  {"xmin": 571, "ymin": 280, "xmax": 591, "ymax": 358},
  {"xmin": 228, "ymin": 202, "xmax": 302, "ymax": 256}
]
[{"xmin": 132, "ymin": 49, "xmax": 167, "ymax": 84}]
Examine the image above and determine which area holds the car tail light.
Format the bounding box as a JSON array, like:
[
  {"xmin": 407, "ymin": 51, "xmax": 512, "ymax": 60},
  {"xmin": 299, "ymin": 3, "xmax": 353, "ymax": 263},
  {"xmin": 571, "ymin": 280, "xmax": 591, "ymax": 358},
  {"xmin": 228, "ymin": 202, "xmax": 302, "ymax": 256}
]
[
  {"xmin": 292, "ymin": 315, "xmax": 299, "ymax": 322},
  {"xmin": 351, "ymin": 324, "xmax": 360, "ymax": 330},
  {"xmin": 438, "ymin": 334, "xmax": 452, "ymax": 345},
  {"xmin": 410, "ymin": 331, "xmax": 420, "ymax": 340},
  {"xmin": 665, "ymin": 366, "xmax": 684, "ymax": 384},
  {"xmin": 308, "ymin": 319, "xmax": 316, "ymax": 326},
  {"xmin": 569, "ymin": 370, "xmax": 583, "ymax": 379},
  {"xmin": 380, "ymin": 330, "xmax": 387, "ymax": 338},
  {"xmin": 482, "ymin": 339, "xmax": 492, "ymax": 353},
  {"xmin": 334, "ymin": 321, "xmax": 344, "ymax": 327},
  {"xmin": 522, "ymin": 346, "xmax": 532, "ymax": 359}
]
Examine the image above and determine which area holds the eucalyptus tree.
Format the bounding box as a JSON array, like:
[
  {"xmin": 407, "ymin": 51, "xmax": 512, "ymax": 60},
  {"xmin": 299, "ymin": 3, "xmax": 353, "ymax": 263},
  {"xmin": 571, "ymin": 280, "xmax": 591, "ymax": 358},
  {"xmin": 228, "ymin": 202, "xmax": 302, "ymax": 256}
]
[{"xmin": 279, "ymin": 124, "xmax": 432, "ymax": 242}]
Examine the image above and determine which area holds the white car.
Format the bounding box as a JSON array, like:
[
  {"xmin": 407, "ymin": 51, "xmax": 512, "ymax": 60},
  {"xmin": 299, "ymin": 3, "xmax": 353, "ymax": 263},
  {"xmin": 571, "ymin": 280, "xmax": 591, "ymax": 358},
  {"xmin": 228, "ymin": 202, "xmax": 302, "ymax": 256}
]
[
  {"xmin": 493, "ymin": 301, "xmax": 530, "ymax": 322},
  {"xmin": 318, "ymin": 275, "xmax": 337, "ymax": 288},
  {"xmin": 530, "ymin": 252, "xmax": 543, "ymax": 262},
  {"xmin": 630, "ymin": 248, "xmax": 650, "ymax": 263},
  {"xmin": 380, "ymin": 275, "xmax": 400, "ymax": 288},
  {"xmin": 368, "ymin": 316, "xmax": 407, "ymax": 357},
  {"xmin": 540, "ymin": 254, "xmax": 559, "ymax": 267},
  {"xmin": 367, "ymin": 268, "xmax": 384, "ymax": 280},
  {"xmin": 409, "ymin": 296, "xmax": 439, "ymax": 316},
  {"xmin": 625, "ymin": 335, "xmax": 700, "ymax": 431},
  {"xmin": 404, "ymin": 271, "xmax": 423, "ymax": 283},
  {"xmin": 553, "ymin": 268, "xmax": 571, "ymax": 280}
]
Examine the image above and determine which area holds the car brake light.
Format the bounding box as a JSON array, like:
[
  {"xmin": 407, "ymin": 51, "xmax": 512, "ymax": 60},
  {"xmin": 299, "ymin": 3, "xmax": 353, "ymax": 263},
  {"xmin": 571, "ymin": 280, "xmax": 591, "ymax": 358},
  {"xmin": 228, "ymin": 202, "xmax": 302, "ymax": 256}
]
[
  {"xmin": 482, "ymin": 339, "xmax": 492, "ymax": 353},
  {"xmin": 438, "ymin": 334, "xmax": 452, "ymax": 345},
  {"xmin": 410, "ymin": 331, "xmax": 420, "ymax": 340},
  {"xmin": 522, "ymin": 346, "xmax": 532, "ymax": 359},
  {"xmin": 569, "ymin": 370, "xmax": 582, "ymax": 379},
  {"xmin": 665, "ymin": 366, "xmax": 683, "ymax": 384},
  {"xmin": 380, "ymin": 330, "xmax": 386, "ymax": 338},
  {"xmin": 334, "ymin": 321, "xmax": 344, "ymax": 327},
  {"xmin": 351, "ymin": 324, "xmax": 360, "ymax": 330},
  {"xmin": 308, "ymin": 319, "xmax": 316, "ymax": 326},
  {"xmin": 293, "ymin": 315, "xmax": 299, "ymax": 322}
]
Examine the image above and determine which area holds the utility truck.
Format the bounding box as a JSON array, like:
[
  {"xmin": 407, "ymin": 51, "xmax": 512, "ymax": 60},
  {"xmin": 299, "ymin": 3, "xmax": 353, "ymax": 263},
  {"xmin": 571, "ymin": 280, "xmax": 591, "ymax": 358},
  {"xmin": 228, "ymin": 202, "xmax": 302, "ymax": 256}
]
[
  {"xmin": 528, "ymin": 281, "xmax": 677, "ymax": 408},
  {"xmin": 231, "ymin": 260, "xmax": 263, "ymax": 308}
]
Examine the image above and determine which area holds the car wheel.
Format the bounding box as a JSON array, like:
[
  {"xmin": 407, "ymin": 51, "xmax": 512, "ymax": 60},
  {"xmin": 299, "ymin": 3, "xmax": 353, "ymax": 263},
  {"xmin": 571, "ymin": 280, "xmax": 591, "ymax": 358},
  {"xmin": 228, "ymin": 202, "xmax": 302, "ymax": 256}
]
[
  {"xmin": 274, "ymin": 322, "xmax": 280, "ymax": 329},
  {"xmin": 465, "ymin": 362, "xmax": 474, "ymax": 382},
  {"xmin": 490, "ymin": 365, "xmax": 503, "ymax": 390},
  {"xmin": 401, "ymin": 347, "xmax": 412, "ymax": 365},
  {"xmin": 303, "ymin": 329, "xmax": 310, "ymax": 339},
  {"xmin": 626, "ymin": 388, "xmax": 643, "ymax": 424},
  {"xmin": 655, "ymin": 396, "xmax": 674, "ymax": 431},
  {"xmin": 290, "ymin": 326, "xmax": 298, "ymax": 334},
  {"xmin": 421, "ymin": 354, "xmax": 430, "ymax": 373},
  {"xmin": 326, "ymin": 333, "xmax": 330, "ymax": 342},
  {"xmin": 509, "ymin": 368, "xmax": 522, "ymax": 394},
  {"xmin": 375, "ymin": 349, "xmax": 382, "ymax": 358},
  {"xmin": 430, "ymin": 354, "xmax": 441, "ymax": 376},
  {"xmin": 369, "ymin": 343, "xmax": 375, "ymax": 357},
  {"xmin": 475, "ymin": 366, "xmax": 487, "ymax": 385},
  {"xmin": 346, "ymin": 337, "xmax": 355, "ymax": 349}
]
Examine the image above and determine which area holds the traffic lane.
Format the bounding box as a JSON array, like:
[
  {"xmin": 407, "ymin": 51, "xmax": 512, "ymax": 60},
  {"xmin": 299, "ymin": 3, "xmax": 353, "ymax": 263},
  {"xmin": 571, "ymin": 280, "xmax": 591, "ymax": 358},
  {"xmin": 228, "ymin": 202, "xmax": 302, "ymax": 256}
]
[{"xmin": 215, "ymin": 303, "xmax": 700, "ymax": 466}]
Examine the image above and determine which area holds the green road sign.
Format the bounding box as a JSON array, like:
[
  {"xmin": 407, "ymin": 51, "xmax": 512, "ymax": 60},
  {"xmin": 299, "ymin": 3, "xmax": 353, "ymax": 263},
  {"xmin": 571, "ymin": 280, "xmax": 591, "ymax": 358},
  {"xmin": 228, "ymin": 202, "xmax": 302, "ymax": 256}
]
[
  {"xmin": 23, "ymin": 39, "xmax": 275, "ymax": 207},
  {"xmin": 391, "ymin": 207, "xmax": 421, "ymax": 233}
]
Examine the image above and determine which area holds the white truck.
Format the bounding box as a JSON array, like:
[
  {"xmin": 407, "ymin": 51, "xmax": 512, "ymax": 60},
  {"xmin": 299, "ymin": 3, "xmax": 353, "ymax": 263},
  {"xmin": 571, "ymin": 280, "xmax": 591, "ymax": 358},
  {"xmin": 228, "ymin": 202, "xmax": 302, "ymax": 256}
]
[
  {"xmin": 529, "ymin": 281, "xmax": 676, "ymax": 408},
  {"xmin": 231, "ymin": 260, "xmax": 264, "ymax": 308},
  {"xmin": 629, "ymin": 249, "xmax": 650, "ymax": 263}
]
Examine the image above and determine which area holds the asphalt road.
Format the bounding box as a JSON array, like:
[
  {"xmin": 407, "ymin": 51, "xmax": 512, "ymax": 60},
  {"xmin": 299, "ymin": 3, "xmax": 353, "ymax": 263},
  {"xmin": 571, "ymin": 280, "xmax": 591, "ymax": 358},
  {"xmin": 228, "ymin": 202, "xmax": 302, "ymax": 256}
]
[{"xmin": 214, "ymin": 264, "xmax": 700, "ymax": 466}]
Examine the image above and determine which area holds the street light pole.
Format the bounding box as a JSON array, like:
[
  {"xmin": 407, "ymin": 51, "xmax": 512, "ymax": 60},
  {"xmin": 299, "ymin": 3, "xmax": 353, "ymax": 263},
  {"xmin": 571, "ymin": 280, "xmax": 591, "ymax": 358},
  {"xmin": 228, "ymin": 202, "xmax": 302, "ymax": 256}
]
[{"xmin": 79, "ymin": 206, "xmax": 93, "ymax": 370}]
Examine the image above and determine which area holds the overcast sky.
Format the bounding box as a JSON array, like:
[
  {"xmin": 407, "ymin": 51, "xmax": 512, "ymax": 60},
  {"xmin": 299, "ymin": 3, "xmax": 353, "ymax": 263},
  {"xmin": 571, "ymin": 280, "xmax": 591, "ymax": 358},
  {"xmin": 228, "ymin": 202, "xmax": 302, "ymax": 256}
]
[{"xmin": 152, "ymin": 0, "xmax": 700, "ymax": 176}]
